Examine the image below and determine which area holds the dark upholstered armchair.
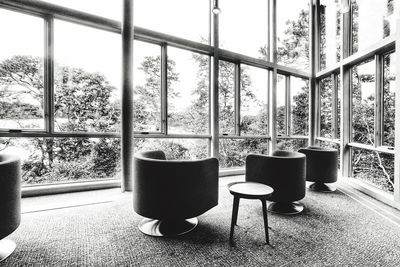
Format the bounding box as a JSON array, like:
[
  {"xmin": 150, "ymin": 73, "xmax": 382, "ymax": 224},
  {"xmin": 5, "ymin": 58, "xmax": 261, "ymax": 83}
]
[
  {"xmin": 298, "ymin": 146, "xmax": 338, "ymax": 192},
  {"xmin": 245, "ymin": 150, "xmax": 306, "ymax": 215},
  {"xmin": 0, "ymin": 154, "xmax": 21, "ymax": 262},
  {"xmin": 133, "ymin": 150, "xmax": 219, "ymax": 236}
]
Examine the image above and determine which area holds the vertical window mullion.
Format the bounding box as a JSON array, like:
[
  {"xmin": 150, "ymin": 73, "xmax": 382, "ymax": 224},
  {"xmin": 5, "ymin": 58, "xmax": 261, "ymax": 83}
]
[
  {"xmin": 161, "ymin": 44, "xmax": 168, "ymax": 135},
  {"xmin": 286, "ymin": 75, "xmax": 291, "ymax": 136},
  {"xmin": 44, "ymin": 16, "xmax": 54, "ymax": 134},
  {"xmin": 234, "ymin": 63, "xmax": 240, "ymax": 135}
]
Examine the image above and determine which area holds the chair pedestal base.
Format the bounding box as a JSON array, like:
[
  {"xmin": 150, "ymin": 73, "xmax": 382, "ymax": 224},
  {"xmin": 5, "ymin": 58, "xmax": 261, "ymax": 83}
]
[
  {"xmin": 0, "ymin": 239, "xmax": 16, "ymax": 263},
  {"xmin": 309, "ymin": 182, "xmax": 336, "ymax": 192},
  {"xmin": 138, "ymin": 217, "xmax": 198, "ymax": 237},
  {"xmin": 267, "ymin": 202, "xmax": 304, "ymax": 215}
]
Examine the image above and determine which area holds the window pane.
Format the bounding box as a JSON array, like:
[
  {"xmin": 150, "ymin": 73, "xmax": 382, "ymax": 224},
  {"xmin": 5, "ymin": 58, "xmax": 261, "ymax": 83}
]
[
  {"xmin": 276, "ymin": 138, "xmax": 308, "ymax": 151},
  {"xmin": 291, "ymin": 77, "xmax": 309, "ymax": 135},
  {"xmin": 134, "ymin": 138, "xmax": 209, "ymax": 160},
  {"xmin": 352, "ymin": 59, "xmax": 375, "ymax": 145},
  {"xmin": 133, "ymin": 41, "xmax": 161, "ymax": 132},
  {"xmin": 351, "ymin": 0, "xmax": 398, "ymax": 54},
  {"xmin": 337, "ymin": 75, "xmax": 341, "ymax": 138},
  {"xmin": 0, "ymin": 137, "xmax": 120, "ymax": 185},
  {"xmin": 320, "ymin": 0, "xmax": 341, "ymax": 69},
  {"xmin": 383, "ymin": 53, "xmax": 395, "ymax": 147},
  {"xmin": 134, "ymin": 0, "xmax": 209, "ymax": 43},
  {"xmin": 220, "ymin": 0, "xmax": 268, "ymax": 58},
  {"xmin": 219, "ymin": 61, "xmax": 235, "ymax": 135},
  {"xmin": 40, "ymin": 0, "xmax": 122, "ymax": 21},
  {"xmin": 276, "ymin": 74, "xmax": 286, "ymax": 136},
  {"xmin": 240, "ymin": 66, "xmax": 268, "ymax": 136},
  {"xmin": 168, "ymin": 48, "xmax": 209, "ymax": 135},
  {"xmin": 54, "ymin": 20, "xmax": 121, "ymax": 133},
  {"xmin": 320, "ymin": 76, "xmax": 333, "ymax": 138},
  {"xmin": 0, "ymin": 9, "xmax": 45, "ymax": 130},
  {"xmin": 219, "ymin": 138, "xmax": 269, "ymax": 168},
  {"xmin": 277, "ymin": 0, "xmax": 309, "ymax": 70},
  {"xmin": 352, "ymin": 148, "xmax": 394, "ymax": 193}
]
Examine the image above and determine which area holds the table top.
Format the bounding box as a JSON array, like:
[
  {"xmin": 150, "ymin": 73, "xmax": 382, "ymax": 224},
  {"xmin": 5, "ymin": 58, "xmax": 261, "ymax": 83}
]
[{"xmin": 229, "ymin": 182, "xmax": 273, "ymax": 198}]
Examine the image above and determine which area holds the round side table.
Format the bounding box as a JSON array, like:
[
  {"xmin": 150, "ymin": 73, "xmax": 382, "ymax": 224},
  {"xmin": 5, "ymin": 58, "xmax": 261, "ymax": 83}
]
[{"xmin": 228, "ymin": 182, "xmax": 274, "ymax": 244}]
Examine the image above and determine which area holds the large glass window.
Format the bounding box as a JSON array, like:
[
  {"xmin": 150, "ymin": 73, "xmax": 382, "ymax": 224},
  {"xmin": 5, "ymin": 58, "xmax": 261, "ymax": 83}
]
[
  {"xmin": 383, "ymin": 52, "xmax": 395, "ymax": 148},
  {"xmin": 351, "ymin": 0, "xmax": 398, "ymax": 54},
  {"xmin": 352, "ymin": 148, "xmax": 394, "ymax": 193},
  {"xmin": 0, "ymin": 9, "xmax": 45, "ymax": 130},
  {"xmin": 1, "ymin": 137, "xmax": 120, "ymax": 185},
  {"xmin": 276, "ymin": 74, "xmax": 286, "ymax": 136},
  {"xmin": 219, "ymin": 60, "xmax": 235, "ymax": 135},
  {"xmin": 41, "ymin": 0, "xmax": 122, "ymax": 21},
  {"xmin": 54, "ymin": 20, "xmax": 121, "ymax": 133},
  {"xmin": 167, "ymin": 47, "xmax": 209, "ymax": 135},
  {"xmin": 219, "ymin": 138, "xmax": 269, "ymax": 168},
  {"xmin": 134, "ymin": 0, "xmax": 209, "ymax": 43},
  {"xmin": 276, "ymin": 0, "xmax": 310, "ymax": 70},
  {"xmin": 219, "ymin": 0, "xmax": 269, "ymax": 59},
  {"xmin": 290, "ymin": 77, "xmax": 309, "ymax": 135},
  {"xmin": 352, "ymin": 59, "xmax": 375, "ymax": 145},
  {"xmin": 240, "ymin": 65, "xmax": 269, "ymax": 136},
  {"xmin": 276, "ymin": 138, "xmax": 308, "ymax": 151},
  {"xmin": 320, "ymin": 76, "xmax": 333, "ymax": 138},
  {"xmin": 133, "ymin": 41, "xmax": 162, "ymax": 133},
  {"xmin": 320, "ymin": 0, "xmax": 341, "ymax": 69}
]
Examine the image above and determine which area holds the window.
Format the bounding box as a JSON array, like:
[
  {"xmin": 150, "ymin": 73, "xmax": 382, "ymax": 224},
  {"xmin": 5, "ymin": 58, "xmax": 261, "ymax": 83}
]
[
  {"xmin": 167, "ymin": 47, "xmax": 209, "ymax": 135},
  {"xmin": 290, "ymin": 77, "xmax": 309, "ymax": 135},
  {"xmin": 240, "ymin": 65, "xmax": 269, "ymax": 136},
  {"xmin": 219, "ymin": 60, "xmax": 235, "ymax": 135},
  {"xmin": 352, "ymin": 148, "xmax": 394, "ymax": 193},
  {"xmin": 219, "ymin": 0, "xmax": 269, "ymax": 59},
  {"xmin": 351, "ymin": 58, "xmax": 375, "ymax": 145},
  {"xmin": 383, "ymin": 52, "xmax": 395, "ymax": 147},
  {"xmin": 320, "ymin": 0, "xmax": 341, "ymax": 69},
  {"xmin": 1, "ymin": 137, "xmax": 120, "ymax": 185},
  {"xmin": 134, "ymin": 0, "xmax": 209, "ymax": 43},
  {"xmin": 351, "ymin": 0, "xmax": 398, "ymax": 54},
  {"xmin": 276, "ymin": 74, "xmax": 286, "ymax": 136},
  {"xmin": 320, "ymin": 76, "xmax": 333, "ymax": 138},
  {"xmin": 276, "ymin": 138, "xmax": 308, "ymax": 152},
  {"xmin": 0, "ymin": 9, "xmax": 45, "ymax": 130},
  {"xmin": 277, "ymin": 0, "xmax": 310, "ymax": 70},
  {"xmin": 133, "ymin": 41, "xmax": 162, "ymax": 133},
  {"xmin": 54, "ymin": 20, "xmax": 121, "ymax": 133}
]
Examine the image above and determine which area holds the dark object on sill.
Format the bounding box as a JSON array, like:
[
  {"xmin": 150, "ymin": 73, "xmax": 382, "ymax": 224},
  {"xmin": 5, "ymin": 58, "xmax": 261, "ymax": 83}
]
[
  {"xmin": 245, "ymin": 150, "xmax": 306, "ymax": 215},
  {"xmin": 140, "ymin": 132, "xmax": 149, "ymax": 134},
  {"xmin": 8, "ymin": 129, "xmax": 22, "ymax": 133},
  {"xmin": 0, "ymin": 154, "xmax": 21, "ymax": 262},
  {"xmin": 298, "ymin": 146, "xmax": 338, "ymax": 192},
  {"xmin": 388, "ymin": 147, "xmax": 394, "ymax": 151},
  {"xmin": 133, "ymin": 150, "xmax": 219, "ymax": 236}
]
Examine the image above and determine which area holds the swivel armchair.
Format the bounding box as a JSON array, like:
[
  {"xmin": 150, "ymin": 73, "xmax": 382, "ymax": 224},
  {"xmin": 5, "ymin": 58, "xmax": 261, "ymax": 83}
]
[
  {"xmin": 133, "ymin": 150, "xmax": 219, "ymax": 236},
  {"xmin": 298, "ymin": 146, "xmax": 338, "ymax": 192},
  {"xmin": 245, "ymin": 150, "xmax": 306, "ymax": 215},
  {"xmin": 0, "ymin": 154, "xmax": 21, "ymax": 262}
]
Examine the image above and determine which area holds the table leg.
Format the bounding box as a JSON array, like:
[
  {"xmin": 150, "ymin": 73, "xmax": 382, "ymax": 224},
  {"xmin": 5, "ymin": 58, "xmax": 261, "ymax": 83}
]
[
  {"xmin": 261, "ymin": 199, "xmax": 269, "ymax": 244},
  {"xmin": 230, "ymin": 196, "xmax": 240, "ymax": 241}
]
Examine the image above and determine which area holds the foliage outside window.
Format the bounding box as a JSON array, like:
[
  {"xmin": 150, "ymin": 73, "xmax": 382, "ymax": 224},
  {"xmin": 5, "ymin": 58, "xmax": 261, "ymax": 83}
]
[
  {"xmin": 276, "ymin": 74, "xmax": 286, "ymax": 136},
  {"xmin": 352, "ymin": 148, "xmax": 394, "ymax": 193},
  {"xmin": 320, "ymin": 77, "xmax": 333, "ymax": 138},
  {"xmin": 276, "ymin": 138, "xmax": 308, "ymax": 152},
  {"xmin": 0, "ymin": 9, "xmax": 45, "ymax": 130},
  {"xmin": 383, "ymin": 52, "xmax": 395, "ymax": 147},
  {"xmin": 219, "ymin": 60, "xmax": 235, "ymax": 135},
  {"xmin": 276, "ymin": 0, "xmax": 309, "ymax": 70},
  {"xmin": 351, "ymin": 58, "xmax": 375, "ymax": 145},
  {"xmin": 319, "ymin": 0, "xmax": 341, "ymax": 70},
  {"xmin": 351, "ymin": 0, "xmax": 397, "ymax": 54},
  {"xmin": 290, "ymin": 77, "xmax": 309, "ymax": 136}
]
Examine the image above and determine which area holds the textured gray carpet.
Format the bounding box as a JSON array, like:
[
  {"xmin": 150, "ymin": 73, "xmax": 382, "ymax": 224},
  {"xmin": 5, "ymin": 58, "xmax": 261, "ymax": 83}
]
[{"xmin": 3, "ymin": 185, "xmax": 400, "ymax": 267}]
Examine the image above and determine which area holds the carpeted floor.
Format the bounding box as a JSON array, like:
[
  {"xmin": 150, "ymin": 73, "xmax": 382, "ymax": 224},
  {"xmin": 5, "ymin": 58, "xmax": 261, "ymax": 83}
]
[{"xmin": 3, "ymin": 181, "xmax": 400, "ymax": 267}]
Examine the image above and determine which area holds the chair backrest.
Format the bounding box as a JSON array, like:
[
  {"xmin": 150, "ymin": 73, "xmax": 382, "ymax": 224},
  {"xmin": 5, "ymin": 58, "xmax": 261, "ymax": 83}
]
[
  {"xmin": 0, "ymin": 154, "xmax": 21, "ymax": 240},
  {"xmin": 133, "ymin": 150, "xmax": 219, "ymax": 220}
]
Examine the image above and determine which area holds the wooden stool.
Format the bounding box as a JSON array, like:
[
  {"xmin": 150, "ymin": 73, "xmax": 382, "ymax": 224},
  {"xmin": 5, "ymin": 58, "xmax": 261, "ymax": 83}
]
[{"xmin": 228, "ymin": 182, "xmax": 274, "ymax": 244}]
